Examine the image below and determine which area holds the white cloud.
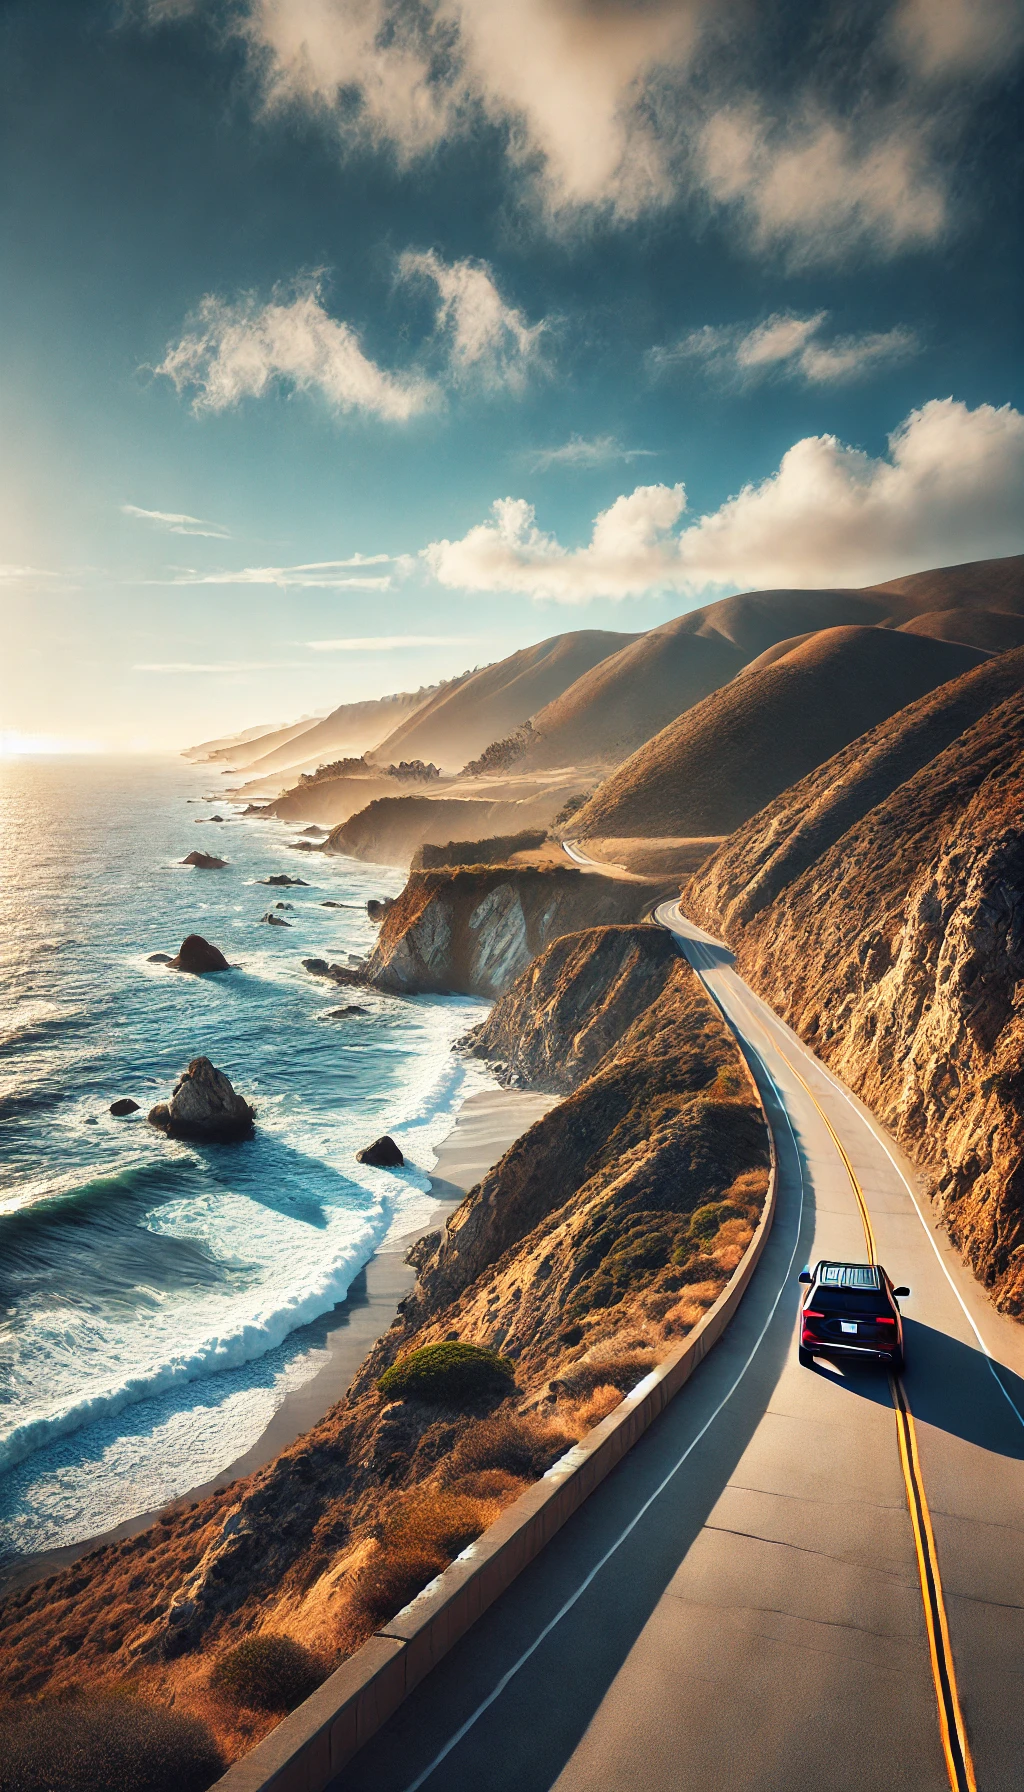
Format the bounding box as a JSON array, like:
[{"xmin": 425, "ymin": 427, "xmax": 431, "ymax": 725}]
[
  {"xmin": 155, "ymin": 280, "xmax": 435, "ymax": 419},
  {"xmin": 0, "ymin": 564, "xmax": 66, "ymax": 583},
  {"xmin": 426, "ymin": 399, "xmax": 1024, "ymax": 600},
  {"xmin": 655, "ymin": 312, "xmax": 919, "ymax": 386},
  {"xmin": 306, "ymin": 633, "xmax": 476, "ymax": 649},
  {"xmin": 246, "ymin": 0, "xmax": 710, "ymax": 218},
  {"xmin": 398, "ymin": 249, "xmax": 545, "ymax": 389},
  {"xmin": 122, "ymin": 503, "xmax": 231, "ymax": 538},
  {"xmin": 154, "ymin": 557, "xmax": 397, "ymax": 589},
  {"xmin": 891, "ymin": 0, "xmax": 1024, "ymax": 78},
  {"xmin": 530, "ymin": 435, "xmax": 657, "ymax": 471},
  {"xmin": 697, "ymin": 104, "xmax": 947, "ymax": 265}
]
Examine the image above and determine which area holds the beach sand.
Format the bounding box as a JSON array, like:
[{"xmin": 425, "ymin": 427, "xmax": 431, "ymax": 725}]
[{"xmin": 0, "ymin": 1085, "xmax": 557, "ymax": 1595}]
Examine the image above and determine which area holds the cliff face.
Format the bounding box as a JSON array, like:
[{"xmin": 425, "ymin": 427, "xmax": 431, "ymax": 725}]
[
  {"xmin": 0, "ymin": 933, "xmax": 767, "ymax": 1766},
  {"xmin": 687, "ymin": 656, "xmax": 1024, "ymax": 1313},
  {"xmin": 365, "ymin": 866, "xmax": 652, "ymax": 997}
]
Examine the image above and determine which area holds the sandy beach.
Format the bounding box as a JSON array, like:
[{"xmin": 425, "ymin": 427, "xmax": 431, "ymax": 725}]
[{"xmin": 0, "ymin": 1084, "xmax": 557, "ymax": 1596}]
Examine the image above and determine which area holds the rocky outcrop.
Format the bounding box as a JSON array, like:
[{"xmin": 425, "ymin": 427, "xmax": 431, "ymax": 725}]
[
  {"xmin": 181, "ymin": 851, "xmax": 227, "ymax": 870},
  {"xmin": 109, "ymin": 1098, "xmax": 139, "ymax": 1117},
  {"xmin": 260, "ymin": 875, "xmax": 308, "ymax": 887},
  {"xmin": 364, "ymin": 866, "xmax": 653, "ymax": 998},
  {"xmin": 168, "ymin": 935, "xmax": 230, "ymax": 975},
  {"xmin": 687, "ymin": 653, "xmax": 1024, "ymax": 1313},
  {"xmin": 148, "ymin": 1058, "xmax": 255, "ymax": 1143},
  {"xmin": 356, "ymin": 1136, "xmax": 405, "ymax": 1167},
  {"xmin": 472, "ymin": 926, "xmax": 683, "ymax": 1092},
  {"xmin": 412, "ymin": 829, "xmax": 548, "ymax": 870},
  {"xmin": 260, "ymin": 912, "xmax": 292, "ymax": 926}
]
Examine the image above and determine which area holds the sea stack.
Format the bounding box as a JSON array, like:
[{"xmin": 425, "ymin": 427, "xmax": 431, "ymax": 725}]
[
  {"xmin": 148, "ymin": 1057, "xmax": 255, "ymax": 1143},
  {"xmin": 181, "ymin": 851, "xmax": 228, "ymax": 870},
  {"xmin": 169, "ymin": 934, "xmax": 230, "ymax": 974}
]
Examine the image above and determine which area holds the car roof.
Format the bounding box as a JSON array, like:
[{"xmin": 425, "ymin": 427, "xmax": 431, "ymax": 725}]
[{"xmin": 815, "ymin": 1261, "xmax": 882, "ymax": 1291}]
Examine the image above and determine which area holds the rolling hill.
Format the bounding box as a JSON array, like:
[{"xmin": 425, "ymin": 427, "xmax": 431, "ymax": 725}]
[
  {"xmin": 569, "ymin": 626, "xmax": 987, "ymax": 840},
  {"xmin": 524, "ymin": 555, "xmax": 1024, "ymax": 771},
  {"xmin": 367, "ymin": 630, "xmax": 638, "ymax": 772}
]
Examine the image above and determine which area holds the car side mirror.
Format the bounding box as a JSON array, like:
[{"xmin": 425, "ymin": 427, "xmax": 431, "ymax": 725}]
[
  {"xmin": 798, "ymin": 1269, "xmax": 812, "ymax": 1284},
  {"xmin": 892, "ymin": 1286, "xmax": 910, "ymax": 1298}
]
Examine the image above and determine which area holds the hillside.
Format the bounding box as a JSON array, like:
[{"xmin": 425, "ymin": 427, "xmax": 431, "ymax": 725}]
[
  {"xmin": 897, "ymin": 609, "xmax": 1024, "ymax": 652},
  {"xmin": 524, "ymin": 554, "xmax": 1024, "ymax": 772},
  {"xmin": 686, "ymin": 646, "xmax": 1024, "ymax": 1311},
  {"xmin": 570, "ymin": 626, "xmax": 985, "ymax": 840},
  {"xmin": 223, "ymin": 688, "xmax": 438, "ymax": 781},
  {"xmin": 368, "ymin": 630, "xmax": 637, "ymax": 772}
]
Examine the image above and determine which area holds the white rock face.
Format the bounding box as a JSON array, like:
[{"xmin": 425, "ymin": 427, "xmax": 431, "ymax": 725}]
[{"xmin": 469, "ymin": 885, "xmax": 530, "ymax": 995}]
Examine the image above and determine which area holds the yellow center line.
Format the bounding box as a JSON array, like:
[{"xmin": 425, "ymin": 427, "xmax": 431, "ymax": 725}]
[{"xmin": 769, "ymin": 1029, "xmax": 977, "ymax": 1792}]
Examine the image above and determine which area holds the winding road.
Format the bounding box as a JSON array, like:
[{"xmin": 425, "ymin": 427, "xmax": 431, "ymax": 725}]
[{"xmin": 336, "ymin": 880, "xmax": 1024, "ymax": 1792}]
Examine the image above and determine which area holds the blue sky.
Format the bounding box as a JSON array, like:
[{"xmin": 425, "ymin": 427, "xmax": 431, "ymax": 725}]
[{"xmin": 1, "ymin": 0, "xmax": 1022, "ymax": 750}]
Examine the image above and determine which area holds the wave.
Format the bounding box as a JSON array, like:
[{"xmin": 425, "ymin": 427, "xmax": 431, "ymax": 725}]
[{"xmin": 0, "ymin": 1208, "xmax": 387, "ymax": 1478}]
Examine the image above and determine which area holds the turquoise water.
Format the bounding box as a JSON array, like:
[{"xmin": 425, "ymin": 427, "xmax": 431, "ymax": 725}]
[{"xmin": 0, "ymin": 756, "xmax": 488, "ymax": 1560}]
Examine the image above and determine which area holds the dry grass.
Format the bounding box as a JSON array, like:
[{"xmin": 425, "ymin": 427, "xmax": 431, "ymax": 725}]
[
  {"xmin": 208, "ymin": 1635, "xmax": 323, "ymax": 1714},
  {"xmin": 448, "ymin": 1412, "xmax": 574, "ymax": 1483},
  {"xmin": 0, "ymin": 1691, "xmax": 223, "ymax": 1792}
]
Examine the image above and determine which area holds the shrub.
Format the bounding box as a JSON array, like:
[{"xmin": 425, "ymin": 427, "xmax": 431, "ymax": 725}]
[
  {"xmin": 351, "ymin": 1489, "xmax": 491, "ymax": 1629},
  {"xmin": 685, "ymin": 1201, "xmax": 738, "ymax": 1245},
  {"xmin": 208, "ymin": 1635, "xmax": 323, "ymax": 1713},
  {"xmin": 350, "ymin": 1544, "xmax": 448, "ymax": 1629},
  {"xmin": 455, "ymin": 1468, "xmax": 528, "ymax": 1500},
  {"xmin": 450, "ymin": 1413, "xmax": 572, "ymax": 1481},
  {"xmin": 377, "ymin": 1342, "xmax": 514, "ymax": 1405},
  {"xmin": 553, "ymin": 791, "xmax": 592, "ymax": 827},
  {"xmin": 0, "ymin": 1693, "xmax": 223, "ymax": 1792},
  {"xmin": 555, "ymin": 1349, "xmax": 655, "ymax": 1400}
]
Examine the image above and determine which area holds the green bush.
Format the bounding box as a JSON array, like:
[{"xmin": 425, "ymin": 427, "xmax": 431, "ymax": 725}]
[
  {"xmin": 208, "ymin": 1635, "xmax": 323, "ymax": 1713},
  {"xmin": 685, "ymin": 1201, "xmax": 738, "ymax": 1244},
  {"xmin": 377, "ymin": 1342, "xmax": 514, "ymax": 1405},
  {"xmin": 0, "ymin": 1693, "xmax": 223, "ymax": 1792}
]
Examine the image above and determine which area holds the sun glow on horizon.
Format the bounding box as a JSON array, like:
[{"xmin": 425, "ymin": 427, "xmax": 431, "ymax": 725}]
[{"xmin": 0, "ymin": 730, "xmax": 105, "ymax": 757}]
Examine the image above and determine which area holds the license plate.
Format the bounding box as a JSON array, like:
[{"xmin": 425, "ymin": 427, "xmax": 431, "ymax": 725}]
[{"xmin": 840, "ymin": 1321, "xmax": 858, "ymax": 1334}]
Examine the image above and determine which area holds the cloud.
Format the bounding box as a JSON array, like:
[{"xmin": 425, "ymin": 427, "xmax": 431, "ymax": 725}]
[
  {"xmin": 398, "ymin": 249, "xmax": 544, "ymax": 389},
  {"xmin": 306, "ymin": 633, "xmax": 476, "ymax": 649},
  {"xmin": 0, "ymin": 564, "xmax": 66, "ymax": 583},
  {"xmin": 529, "ymin": 435, "xmax": 657, "ymax": 471},
  {"xmin": 245, "ymin": 0, "xmax": 711, "ymax": 218},
  {"xmin": 151, "ymin": 557, "xmax": 402, "ymax": 589},
  {"xmin": 890, "ymin": 0, "xmax": 1024, "ymax": 78},
  {"xmin": 122, "ymin": 503, "xmax": 231, "ymax": 538},
  {"xmin": 655, "ymin": 313, "xmax": 919, "ymax": 386},
  {"xmin": 426, "ymin": 399, "xmax": 1024, "ymax": 600},
  {"xmin": 155, "ymin": 279, "xmax": 435, "ymax": 419},
  {"xmin": 696, "ymin": 104, "xmax": 947, "ymax": 265}
]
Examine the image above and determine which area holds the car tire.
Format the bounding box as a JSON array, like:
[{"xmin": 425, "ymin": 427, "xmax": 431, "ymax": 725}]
[
  {"xmin": 889, "ymin": 1349, "xmax": 905, "ymax": 1375},
  {"xmin": 798, "ymin": 1346, "xmax": 814, "ymax": 1368}
]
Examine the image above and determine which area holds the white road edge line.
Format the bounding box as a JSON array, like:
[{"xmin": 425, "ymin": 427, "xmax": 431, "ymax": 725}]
[{"xmin": 400, "ymin": 1064, "xmax": 806, "ymax": 1792}]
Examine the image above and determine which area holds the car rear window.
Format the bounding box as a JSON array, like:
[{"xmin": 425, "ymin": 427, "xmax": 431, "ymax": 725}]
[{"xmin": 812, "ymin": 1289, "xmax": 891, "ymax": 1313}]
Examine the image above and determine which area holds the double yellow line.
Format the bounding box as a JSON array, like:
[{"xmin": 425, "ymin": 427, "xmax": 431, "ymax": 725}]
[{"xmin": 784, "ymin": 1049, "xmax": 977, "ymax": 1792}]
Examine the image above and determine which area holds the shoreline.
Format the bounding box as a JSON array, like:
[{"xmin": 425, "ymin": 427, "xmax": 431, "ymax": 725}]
[{"xmin": 0, "ymin": 1086, "xmax": 557, "ymax": 1598}]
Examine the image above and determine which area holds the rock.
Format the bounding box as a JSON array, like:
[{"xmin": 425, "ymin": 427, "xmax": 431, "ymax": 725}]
[
  {"xmin": 261, "ymin": 912, "xmax": 292, "ymax": 926},
  {"xmin": 148, "ymin": 1057, "xmax": 255, "ymax": 1143},
  {"xmin": 181, "ymin": 851, "xmax": 228, "ymax": 870},
  {"xmin": 169, "ymin": 934, "xmax": 230, "ymax": 974},
  {"xmin": 148, "ymin": 952, "xmax": 173, "ymax": 964},
  {"xmin": 326, "ymin": 1004, "xmax": 370, "ymax": 1017},
  {"xmin": 109, "ymin": 1098, "xmax": 139, "ymax": 1116},
  {"xmin": 356, "ymin": 1135, "xmax": 404, "ymax": 1167},
  {"xmin": 287, "ymin": 840, "xmax": 322, "ymax": 852},
  {"xmin": 321, "ymin": 901, "xmax": 344, "ymax": 908},
  {"xmin": 210, "ymin": 815, "xmax": 225, "ymax": 822},
  {"xmin": 242, "ymin": 804, "xmax": 270, "ymax": 816},
  {"xmin": 302, "ymin": 957, "xmax": 331, "ymax": 976},
  {"xmin": 367, "ymin": 898, "xmax": 395, "ymax": 921},
  {"xmin": 274, "ymin": 902, "xmax": 294, "ymax": 910},
  {"xmin": 300, "ymin": 826, "xmax": 327, "ymax": 836},
  {"xmin": 260, "ymin": 874, "xmax": 308, "ymax": 887},
  {"xmin": 301, "ymin": 957, "xmax": 364, "ymax": 986}
]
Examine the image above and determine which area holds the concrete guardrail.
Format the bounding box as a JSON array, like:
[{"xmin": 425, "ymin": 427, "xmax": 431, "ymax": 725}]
[{"xmin": 214, "ymin": 1084, "xmax": 779, "ymax": 1792}]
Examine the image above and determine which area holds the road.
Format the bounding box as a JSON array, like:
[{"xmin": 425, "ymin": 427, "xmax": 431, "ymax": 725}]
[{"xmin": 336, "ymin": 890, "xmax": 1024, "ymax": 1792}]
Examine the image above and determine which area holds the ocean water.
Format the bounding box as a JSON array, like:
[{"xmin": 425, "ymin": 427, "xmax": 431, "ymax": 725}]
[{"xmin": 0, "ymin": 756, "xmax": 490, "ymax": 1561}]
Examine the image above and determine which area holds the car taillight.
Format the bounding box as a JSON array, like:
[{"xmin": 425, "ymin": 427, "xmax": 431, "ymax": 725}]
[
  {"xmin": 874, "ymin": 1316, "xmax": 896, "ymax": 1325},
  {"xmin": 802, "ymin": 1310, "xmax": 825, "ymax": 1319}
]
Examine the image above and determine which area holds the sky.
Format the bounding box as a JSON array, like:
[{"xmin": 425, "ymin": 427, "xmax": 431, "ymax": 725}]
[{"xmin": 1, "ymin": 0, "xmax": 1022, "ymax": 752}]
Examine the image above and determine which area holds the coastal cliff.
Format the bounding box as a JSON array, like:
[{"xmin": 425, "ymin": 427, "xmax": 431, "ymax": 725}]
[
  {"xmin": 364, "ymin": 865, "xmax": 654, "ymax": 997},
  {"xmin": 687, "ymin": 659, "xmax": 1024, "ymax": 1313},
  {"xmin": 0, "ymin": 931, "xmax": 767, "ymax": 1770}
]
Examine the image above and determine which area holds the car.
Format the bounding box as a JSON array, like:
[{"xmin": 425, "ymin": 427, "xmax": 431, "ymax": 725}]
[{"xmin": 797, "ymin": 1260, "xmax": 909, "ymax": 1372}]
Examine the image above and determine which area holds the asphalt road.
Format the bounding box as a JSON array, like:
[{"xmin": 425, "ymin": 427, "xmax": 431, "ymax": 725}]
[{"xmin": 336, "ymin": 897, "xmax": 1024, "ymax": 1792}]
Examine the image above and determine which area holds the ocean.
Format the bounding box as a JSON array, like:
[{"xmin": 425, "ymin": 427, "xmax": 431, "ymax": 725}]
[{"xmin": 0, "ymin": 755, "xmax": 490, "ymax": 1563}]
